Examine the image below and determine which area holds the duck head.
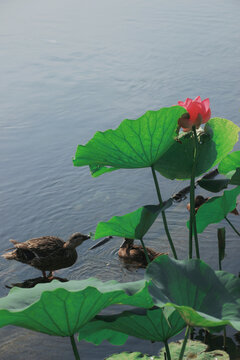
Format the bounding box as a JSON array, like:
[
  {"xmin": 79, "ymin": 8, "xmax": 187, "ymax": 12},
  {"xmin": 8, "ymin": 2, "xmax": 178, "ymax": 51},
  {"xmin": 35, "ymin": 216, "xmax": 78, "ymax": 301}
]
[{"xmin": 66, "ymin": 233, "xmax": 90, "ymax": 248}]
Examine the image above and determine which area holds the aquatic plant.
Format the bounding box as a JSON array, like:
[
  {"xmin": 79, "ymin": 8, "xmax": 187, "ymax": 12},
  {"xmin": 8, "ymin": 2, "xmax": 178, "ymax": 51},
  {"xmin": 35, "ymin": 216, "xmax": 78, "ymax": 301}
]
[
  {"xmin": 178, "ymin": 96, "xmax": 211, "ymax": 131},
  {"xmin": 0, "ymin": 278, "xmax": 153, "ymax": 359},
  {"xmin": 1, "ymin": 97, "xmax": 240, "ymax": 360}
]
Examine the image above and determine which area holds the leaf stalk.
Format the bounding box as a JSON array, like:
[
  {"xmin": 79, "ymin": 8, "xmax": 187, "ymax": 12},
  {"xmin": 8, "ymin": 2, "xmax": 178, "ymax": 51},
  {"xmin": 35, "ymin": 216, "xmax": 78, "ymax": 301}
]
[
  {"xmin": 140, "ymin": 238, "xmax": 150, "ymax": 264},
  {"xmin": 164, "ymin": 340, "xmax": 172, "ymax": 360},
  {"xmin": 225, "ymin": 216, "xmax": 240, "ymax": 237},
  {"xmin": 178, "ymin": 326, "xmax": 190, "ymax": 360},
  {"xmin": 151, "ymin": 166, "xmax": 178, "ymax": 259},
  {"xmin": 70, "ymin": 335, "xmax": 80, "ymax": 360},
  {"xmin": 189, "ymin": 126, "xmax": 200, "ymax": 259}
]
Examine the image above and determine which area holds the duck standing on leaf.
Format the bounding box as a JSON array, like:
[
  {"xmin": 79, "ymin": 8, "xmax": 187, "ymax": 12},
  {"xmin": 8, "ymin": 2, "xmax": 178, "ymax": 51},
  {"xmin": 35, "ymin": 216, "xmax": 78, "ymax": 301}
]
[{"xmin": 2, "ymin": 233, "xmax": 90, "ymax": 278}]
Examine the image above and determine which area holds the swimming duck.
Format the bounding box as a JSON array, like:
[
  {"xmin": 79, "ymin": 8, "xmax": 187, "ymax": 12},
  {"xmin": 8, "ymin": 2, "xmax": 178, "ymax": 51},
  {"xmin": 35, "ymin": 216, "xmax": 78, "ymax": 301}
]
[
  {"xmin": 118, "ymin": 238, "xmax": 167, "ymax": 267},
  {"xmin": 2, "ymin": 233, "xmax": 90, "ymax": 278},
  {"xmin": 187, "ymin": 195, "xmax": 209, "ymax": 214},
  {"xmin": 187, "ymin": 195, "xmax": 239, "ymax": 215}
]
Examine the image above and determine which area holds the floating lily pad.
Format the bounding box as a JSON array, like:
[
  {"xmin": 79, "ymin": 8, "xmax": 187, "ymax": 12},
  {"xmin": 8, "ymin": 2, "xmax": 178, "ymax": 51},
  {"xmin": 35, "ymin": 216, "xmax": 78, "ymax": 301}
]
[
  {"xmin": 95, "ymin": 200, "xmax": 172, "ymax": 240},
  {"xmin": 145, "ymin": 256, "xmax": 240, "ymax": 331},
  {"xmin": 0, "ymin": 278, "xmax": 153, "ymax": 336},
  {"xmin": 154, "ymin": 118, "xmax": 239, "ymax": 179},
  {"xmin": 105, "ymin": 341, "xmax": 230, "ymax": 359},
  {"xmin": 105, "ymin": 352, "xmax": 158, "ymax": 360},
  {"xmin": 78, "ymin": 307, "xmax": 185, "ymax": 344},
  {"xmin": 73, "ymin": 106, "xmax": 186, "ymax": 174},
  {"xmin": 158, "ymin": 340, "xmax": 230, "ymax": 359},
  {"xmin": 187, "ymin": 186, "xmax": 240, "ymax": 233}
]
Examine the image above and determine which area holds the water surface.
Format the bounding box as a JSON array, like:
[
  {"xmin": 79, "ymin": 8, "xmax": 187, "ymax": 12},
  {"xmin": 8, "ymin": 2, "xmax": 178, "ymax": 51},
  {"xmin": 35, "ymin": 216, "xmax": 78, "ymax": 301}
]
[{"xmin": 0, "ymin": 0, "xmax": 240, "ymax": 358}]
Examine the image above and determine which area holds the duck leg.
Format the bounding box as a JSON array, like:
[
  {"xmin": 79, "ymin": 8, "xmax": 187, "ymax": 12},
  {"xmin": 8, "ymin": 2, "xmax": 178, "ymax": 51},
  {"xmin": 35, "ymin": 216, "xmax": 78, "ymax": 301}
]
[
  {"xmin": 48, "ymin": 271, "xmax": 54, "ymax": 279},
  {"xmin": 42, "ymin": 270, "xmax": 47, "ymax": 278}
]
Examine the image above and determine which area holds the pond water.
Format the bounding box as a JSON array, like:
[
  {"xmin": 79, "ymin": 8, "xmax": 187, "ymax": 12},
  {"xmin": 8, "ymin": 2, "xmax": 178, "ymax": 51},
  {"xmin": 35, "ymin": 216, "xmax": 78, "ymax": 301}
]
[{"xmin": 0, "ymin": 0, "xmax": 240, "ymax": 358}]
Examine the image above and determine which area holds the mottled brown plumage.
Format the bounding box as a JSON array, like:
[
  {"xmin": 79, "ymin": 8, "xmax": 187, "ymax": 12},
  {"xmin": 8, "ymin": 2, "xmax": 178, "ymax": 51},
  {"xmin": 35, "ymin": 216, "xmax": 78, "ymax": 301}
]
[
  {"xmin": 2, "ymin": 233, "xmax": 90, "ymax": 278},
  {"xmin": 118, "ymin": 238, "xmax": 167, "ymax": 267}
]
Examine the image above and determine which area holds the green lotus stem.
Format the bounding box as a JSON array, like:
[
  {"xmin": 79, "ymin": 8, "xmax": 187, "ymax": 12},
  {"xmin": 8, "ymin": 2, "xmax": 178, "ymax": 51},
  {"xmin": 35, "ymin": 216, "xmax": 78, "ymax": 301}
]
[
  {"xmin": 140, "ymin": 238, "xmax": 150, "ymax": 264},
  {"xmin": 189, "ymin": 126, "xmax": 200, "ymax": 259},
  {"xmin": 164, "ymin": 340, "xmax": 172, "ymax": 360},
  {"xmin": 70, "ymin": 335, "xmax": 80, "ymax": 360},
  {"xmin": 151, "ymin": 166, "xmax": 178, "ymax": 259},
  {"xmin": 193, "ymin": 217, "xmax": 200, "ymax": 259},
  {"xmin": 218, "ymin": 254, "xmax": 222, "ymax": 271},
  {"xmin": 178, "ymin": 326, "xmax": 190, "ymax": 360},
  {"xmin": 223, "ymin": 327, "xmax": 227, "ymax": 350},
  {"xmin": 225, "ymin": 216, "xmax": 240, "ymax": 237}
]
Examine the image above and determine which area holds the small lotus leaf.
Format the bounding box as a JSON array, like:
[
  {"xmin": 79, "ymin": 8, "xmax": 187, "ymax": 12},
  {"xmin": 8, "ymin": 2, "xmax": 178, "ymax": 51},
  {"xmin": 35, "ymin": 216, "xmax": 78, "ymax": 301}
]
[
  {"xmin": 158, "ymin": 340, "xmax": 230, "ymax": 359},
  {"xmin": 219, "ymin": 151, "xmax": 240, "ymax": 175},
  {"xmin": 0, "ymin": 278, "xmax": 153, "ymax": 336},
  {"xmin": 73, "ymin": 106, "xmax": 186, "ymax": 174},
  {"xmin": 187, "ymin": 186, "xmax": 240, "ymax": 233},
  {"xmin": 78, "ymin": 307, "xmax": 185, "ymax": 344},
  {"xmin": 145, "ymin": 256, "xmax": 240, "ymax": 330},
  {"xmin": 198, "ymin": 178, "xmax": 230, "ymax": 192},
  {"xmin": 154, "ymin": 118, "xmax": 239, "ymax": 179},
  {"xmin": 95, "ymin": 200, "xmax": 172, "ymax": 240}
]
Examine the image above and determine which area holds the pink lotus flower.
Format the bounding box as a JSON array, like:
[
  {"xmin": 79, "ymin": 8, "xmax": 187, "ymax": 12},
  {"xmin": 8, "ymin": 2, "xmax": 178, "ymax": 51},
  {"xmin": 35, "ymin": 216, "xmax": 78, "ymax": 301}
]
[{"xmin": 178, "ymin": 96, "xmax": 211, "ymax": 132}]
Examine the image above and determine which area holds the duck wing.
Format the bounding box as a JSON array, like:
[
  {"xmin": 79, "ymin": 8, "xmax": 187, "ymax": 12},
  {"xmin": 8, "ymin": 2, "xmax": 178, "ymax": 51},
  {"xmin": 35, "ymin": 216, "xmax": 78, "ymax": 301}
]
[{"xmin": 13, "ymin": 236, "xmax": 65, "ymax": 258}]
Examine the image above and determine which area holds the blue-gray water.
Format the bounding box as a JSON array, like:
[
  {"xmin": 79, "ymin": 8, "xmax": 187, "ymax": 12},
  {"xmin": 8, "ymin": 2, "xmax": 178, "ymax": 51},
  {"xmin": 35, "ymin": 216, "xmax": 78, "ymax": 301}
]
[{"xmin": 0, "ymin": 0, "xmax": 240, "ymax": 358}]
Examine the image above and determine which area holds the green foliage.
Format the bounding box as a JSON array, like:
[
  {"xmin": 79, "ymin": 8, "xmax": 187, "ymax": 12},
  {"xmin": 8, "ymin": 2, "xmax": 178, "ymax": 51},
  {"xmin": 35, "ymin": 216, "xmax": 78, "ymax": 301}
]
[
  {"xmin": 73, "ymin": 106, "xmax": 186, "ymax": 174},
  {"xmin": 198, "ymin": 178, "xmax": 230, "ymax": 192},
  {"xmin": 198, "ymin": 168, "xmax": 240, "ymax": 192},
  {"xmin": 154, "ymin": 118, "xmax": 239, "ymax": 179},
  {"xmin": 0, "ymin": 279, "xmax": 153, "ymax": 336},
  {"xmin": 105, "ymin": 352, "xmax": 159, "ymax": 360},
  {"xmin": 145, "ymin": 256, "xmax": 240, "ymax": 330},
  {"xmin": 95, "ymin": 200, "xmax": 172, "ymax": 240},
  {"xmin": 187, "ymin": 186, "xmax": 240, "ymax": 233},
  {"xmin": 78, "ymin": 308, "xmax": 185, "ymax": 344},
  {"xmin": 158, "ymin": 340, "xmax": 230, "ymax": 359},
  {"xmin": 105, "ymin": 341, "xmax": 230, "ymax": 359},
  {"xmin": 219, "ymin": 151, "xmax": 240, "ymax": 175}
]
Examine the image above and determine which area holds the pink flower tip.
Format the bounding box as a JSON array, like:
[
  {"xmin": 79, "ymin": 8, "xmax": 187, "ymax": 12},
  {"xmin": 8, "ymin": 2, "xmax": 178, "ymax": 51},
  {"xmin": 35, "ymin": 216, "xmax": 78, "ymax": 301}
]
[{"xmin": 177, "ymin": 96, "xmax": 211, "ymax": 132}]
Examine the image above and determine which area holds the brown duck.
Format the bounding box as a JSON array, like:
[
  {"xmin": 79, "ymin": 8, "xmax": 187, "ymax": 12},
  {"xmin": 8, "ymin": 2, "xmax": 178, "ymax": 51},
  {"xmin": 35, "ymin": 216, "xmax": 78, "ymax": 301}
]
[
  {"xmin": 2, "ymin": 233, "xmax": 90, "ymax": 278},
  {"xmin": 118, "ymin": 238, "xmax": 167, "ymax": 267},
  {"xmin": 187, "ymin": 195, "xmax": 239, "ymax": 215}
]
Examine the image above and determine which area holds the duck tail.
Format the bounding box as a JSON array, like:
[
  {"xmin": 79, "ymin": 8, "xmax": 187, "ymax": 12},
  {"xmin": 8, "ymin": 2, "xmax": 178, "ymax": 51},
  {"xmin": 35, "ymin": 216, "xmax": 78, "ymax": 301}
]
[{"xmin": 2, "ymin": 251, "xmax": 16, "ymax": 260}]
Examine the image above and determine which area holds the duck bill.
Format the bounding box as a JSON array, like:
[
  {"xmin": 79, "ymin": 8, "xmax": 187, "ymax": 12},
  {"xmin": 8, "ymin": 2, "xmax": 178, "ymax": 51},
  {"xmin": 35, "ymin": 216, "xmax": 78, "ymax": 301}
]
[{"xmin": 89, "ymin": 236, "xmax": 113, "ymax": 250}]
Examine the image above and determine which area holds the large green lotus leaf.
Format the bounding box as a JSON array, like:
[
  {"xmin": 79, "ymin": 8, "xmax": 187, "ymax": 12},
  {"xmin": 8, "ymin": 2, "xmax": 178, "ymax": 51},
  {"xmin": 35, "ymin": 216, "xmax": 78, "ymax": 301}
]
[
  {"xmin": 187, "ymin": 186, "xmax": 240, "ymax": 233},
  {"xmin": 154, "ymin": 118, "xmax": 239, "ymax": 179},
  {"xmin": 89, "ymin": 164, "xmax": 118, "ymax": 178},
  {"xmin": 78, "ymin": 308, "xmax": 185, "ymax": 344},
  {"xmin": 158, "ymin": 340, "xmax": 230, "ymax": 359},
  {"xmin": 106, "ymin": 352, "xmax": 159, "ymax": 360},
  {"xmin": 73, "ymin": 106, "xmax": 187, "ymax": 173},
  {"xmin": 219, "ymin": 151, "xmax": 240, "ymax": 175},
  {"xmin": 0, "ymin": 278, "xmax": 153, "ymax": 336},
  {"xmin": 95, "ymin": 200, "xmax": 172, "ymax": 240},
  {"xmin": 145, "ymin": 256, "xmax": 240, "ymax": 330}
]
